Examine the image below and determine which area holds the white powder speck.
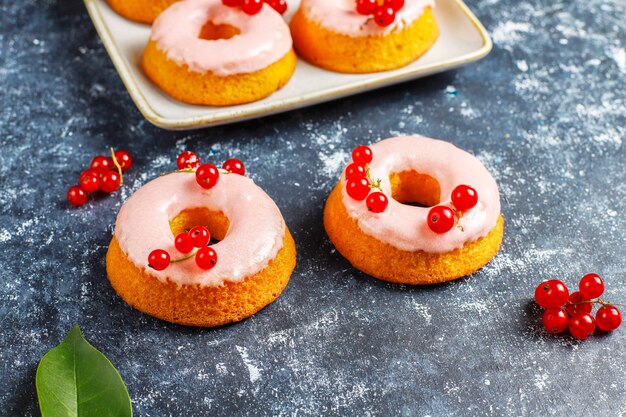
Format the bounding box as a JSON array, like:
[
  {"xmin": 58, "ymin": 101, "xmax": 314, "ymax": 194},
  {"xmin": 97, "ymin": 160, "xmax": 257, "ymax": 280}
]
[
  {"xmin": 610, "ymin": 46, "xmax": 626, "ymax": 73},
  {"xmin": 0, "ymin": 229, "xmax": 11, "ymax": 242},
  {"xmin": 485, "ymin": 380, "xmax": 491, "ymax": 386},
  {"xmin": 491, "ymin": 21, "xmax": 531, "ymax": 46},
  {"xmin": 516, "ymin": 60, "xmax": 529, "ymax": 72},
  {"xmin": 235, "ymin": 346, "xmax": 261, "ymax": 383}
]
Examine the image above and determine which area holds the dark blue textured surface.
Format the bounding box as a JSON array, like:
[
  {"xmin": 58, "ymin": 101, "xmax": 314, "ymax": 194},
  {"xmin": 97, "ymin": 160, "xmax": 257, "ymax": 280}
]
[{"xmin": 1, "ymin": 0, "xmax": 625, "ymax": 415}]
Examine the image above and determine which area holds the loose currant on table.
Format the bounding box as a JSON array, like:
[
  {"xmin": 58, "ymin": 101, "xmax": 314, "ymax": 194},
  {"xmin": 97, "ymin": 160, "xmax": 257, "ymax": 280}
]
[{"xmin": 149, "ymin": 225, "xmax": 218, "ymax": 271}]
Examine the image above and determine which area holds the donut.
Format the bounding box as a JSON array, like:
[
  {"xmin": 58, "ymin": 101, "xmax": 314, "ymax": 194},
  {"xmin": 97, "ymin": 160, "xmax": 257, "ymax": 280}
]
[
  {"xmin": 142, "ymin": 0, "xmax": 297, "ymax": 106},
  {"xmin": 105, "ymin": 166, "xmax": 296, "ymax": 327},
  {"xmin": 106, "ymin": 0, "xmax": 177, "ymax": 24},
  {"xmin": 324, "ymin": 136, "xmax": 504, "ymax": 285},
  {"xmin": 290, "ymin": 0, "xmax": 439, "ymax": 73}
]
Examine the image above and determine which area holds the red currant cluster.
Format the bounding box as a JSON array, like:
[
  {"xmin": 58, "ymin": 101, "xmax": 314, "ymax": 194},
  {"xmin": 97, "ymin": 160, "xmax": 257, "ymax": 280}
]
[
  {"xmin": 176, "ymin": 150, "xmax": 245, "ymax": 190},
  {"xmin": 535, "ymin": 273, "xmax": 623, "ymax": 340},
  {"xmin": 222, "ymin": 0, "xmax": 286, "ymax": 15},
  {"xmin": 356, "ymin": 0, "xmax": 404, "ymax": 27},
  {"xmin": 344, "ymin": 145, "xmax": 389, "ymax": 213},
  {"xmin": 67, "ymin": 149, "xmax": 133, "ymax": 207},
  {"xmin": 148, "ymin": 226, "xmax": 218, "ymax": 271},
  {"xmin": 427, "ymin": 185, "xmax": 478, "ymax": 234}
]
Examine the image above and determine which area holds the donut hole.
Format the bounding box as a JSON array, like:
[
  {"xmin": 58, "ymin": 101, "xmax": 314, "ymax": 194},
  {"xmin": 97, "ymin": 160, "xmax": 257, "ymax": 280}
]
[
  {"xmin": 198, "ymin": 22, "xmax": 240, "ymax": 41},
  {"xmin": 169, "ymin": 208, "xmax": 230, "ymax": 244},
  {"xmin": 389, "ymin": 171, "xmax": 441, "ymax": 208}
]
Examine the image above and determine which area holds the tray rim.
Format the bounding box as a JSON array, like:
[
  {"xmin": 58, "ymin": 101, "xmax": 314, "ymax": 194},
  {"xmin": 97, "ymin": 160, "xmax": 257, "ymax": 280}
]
[{"xmin": 83, "ymin": 0, "xmax": 493, "ymax": 130}]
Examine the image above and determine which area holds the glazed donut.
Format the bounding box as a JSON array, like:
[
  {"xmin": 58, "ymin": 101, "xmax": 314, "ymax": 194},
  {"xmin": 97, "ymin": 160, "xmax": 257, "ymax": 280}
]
[
  {"xmin": 106, "ymin": 170, "xmax": 296, "ymax": 327},
  {"xmin": 142, "ymin": 0, "xmax": 297, "ymax": 106},
  {"xmin": 324, "ymin": 136, "xmax": 504, "ymax": 285},
  {"xmin": 290, "ymin": 0, "xmax": 439, "ymax": 73},
  {"xmin": 106, "ymin": 0, "xmax": 177, "ymax": 24}
]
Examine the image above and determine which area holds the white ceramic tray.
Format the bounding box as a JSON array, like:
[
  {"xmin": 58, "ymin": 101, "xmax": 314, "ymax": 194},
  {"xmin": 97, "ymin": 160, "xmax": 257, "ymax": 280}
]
[{"xmin": 84, "ymin": 0, "xmax": 492, "ymax": 130}]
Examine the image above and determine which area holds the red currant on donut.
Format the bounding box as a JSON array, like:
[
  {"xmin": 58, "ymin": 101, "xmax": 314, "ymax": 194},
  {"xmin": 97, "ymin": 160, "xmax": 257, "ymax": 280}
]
[
  {"xmin": 568, "ymin": 313, "xmax": 596, "ymax": 340},
  {"xmin": 352, "ymin": 145, "xmax": 373, "ymax": 165},
  {"xmin": 384, "ymin": 0, "xmax": 405, "ymax": 11},
  {"xmin": 241, "ymin": 0, "xmax": 263, "ymax": 15},
  {"xmin": 595, "ymin": 305, "xmax": 622, "ymax": 332},
  {"xmin": 366, "ymin": 192, "xmax": 388, "ymax": 213},
  {"xmin": 565, "ymin": 291, "xmax": 592, "ymax": 316},
  {"xmin": 189, "ymin": 226, "xmax": 211, "ymax": 247},
  {"xmin": 346, "ymin": 177, "xmax": 371, "ymax": 201},
  {"xmin": 196, "ymin": 247, "xmax": 218, "ymax": 270},
  {"xmin": 177, "ymin": 151, "xmax": 201, "ymax": 170},
  {"xmin": 90, "ymin": 155, "xmax": 113, "ymax": 171},
  {"xmin": 222, "ymin": 0, "xmax": 241, "ymax": 6},
  {"xmin": 374, "ymin": 6, "xmax": 396, "ymax": 27},
  {"xmin": 114, "ymin": 150, "xmax": 133, "ymax": 172},
  {"xmin": 265, "ymin": 0, "xmax": 287, "ymax": 14},
  {"xmin": 174, "ymin": 232, "xmax": 194, "ymax": 254},
  {"xmin": 542, "ymin": 308, "xmax": 569, "ymax": 334},
  {"xmin": 579, "ymin": 273, "xmax": 604, "ymax": 299},
  {"xmin": 196, "ymin": 164, "xmax": 220, "ymax": 189},
  {"xmin": 79, "ymin": 170, "xmax": 100, "ymax": 193},
  {"xmin": 99, "ymin": 170, "xmax": 121, "ymax": 193},
  {"xmin": 345, "ymin": 163, "xmax": 366, "ymax": 179},
  {"xmin": 451, "ymin": 185, "xmax": 478, "ymax": 211},
  {"xmin": 534, "ymin": 279, "xmax": 569, "ymax": 309},
  {"xmin": 222, "ymin": 158, "xmax": 245, "ymax": 175},
  {"xmin": 67, "ymin": 186, "xmax": 88, "ymax": 207},
  {"xmin": 356, "ymin": 0, "xmax": 378, "ymax": 15},
  {"xmin": 148, "ymin": 249, "xmax": 170, "ymax": 271},
  {"xmin": 427, "ymin": 206, "xmax": 455, "ymax": 234}
]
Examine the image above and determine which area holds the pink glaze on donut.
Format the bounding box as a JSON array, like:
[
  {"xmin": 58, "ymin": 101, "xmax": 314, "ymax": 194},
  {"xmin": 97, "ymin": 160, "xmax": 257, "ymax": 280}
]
[
  {"xmin": 150, "ymin": 0, "xmax": 292, "ymax": 76},
  {"xmin": 114, "ymin": 172, "xmax": 286, "ymax": 287},
  {"xmin": 340, "ymin": 136, "xmax": 501, "ymax": 254},
  {"xmin": 298, "ymin": 0, "xmax": 435, "ymax": 37}
]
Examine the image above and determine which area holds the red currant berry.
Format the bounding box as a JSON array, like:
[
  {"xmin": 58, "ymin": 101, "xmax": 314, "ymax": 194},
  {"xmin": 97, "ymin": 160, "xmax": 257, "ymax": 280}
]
[
  {"xmin": 189, "ymin": 226, "xmax": 211, "ymax": 247},
  {"xmin": 568, "ymin": 313, "xmax": 596, "ymax": 340},
  {"xmin": 90, "ymin": 155, "xmax": 113, "ymax": 171},
  {"xmin": 596, "ymin": 305, "xmax": 622, "ymax": 332},
  {"xmin": 196, "ymin": 164, "xmax": 220, "ymax": 189},
  {"xmin": 542, "ymin": 308, "xmax": 569, "ymax": 334},
  {"xmin": 174, "ymin": 232, "xmax": 194, "ymax": 253},
  {"xmin": 451, "ymin": 184, "xmax": 478, "ymax": 211},
  {"xmin": 366, "ymin": 192, "xmax": 388, "ymax": 213},
  {"xmin": 177, "ymin": 151, "xmax": 201, "ymax": 170},
  {"xmin": 579, "ymin": 273, "xmax": 604, "ymax": 299},
  {"xmin": 384, "ymin": 0, "xmax": 404, "ymax": 11},
  {"xmin": 148, "ymin": 249, "xmax": 170, "ymax": 271},
  {"xmin": 67, "ymin": 186, "xmax": 88, "ymax": 207},
  {"xmin": 79, "ymin": 170, "xmax": 100, "ymax": 192},
  {"xmin": 534, "ymin": 280, "xmax": 570, "ymax": 309},
  {"xmin": 565, "ymin": 291, "xmax": 592, "ymax": 316},
  {"xmin": 352, "ymin": 146, "xmax": 373, "ymax": 165},
  {"xmin": 356, "ymin": 0, "xmax": 378, "ymax": 15},
  {"xmin": 222, "ymin": 0, "xmax": 241, "ymax": 6},
  {"xmin": 195, "ymin": 247, "xmax": 218, "ymax": 270},
  {"xmin": 241, "ymin": 0, "xmax": 263, "ymax": 14},
  {"xmin": 374, "ymin": 6, "xmax": 396, "ymax": 27},
  {"xmin": 266, "ymin": 0, "xmax": 287, "ymax": 14},
  {"xmin": 427, "ymin": 206, "xmax": 455, "ymax": 234},
  {"xmin": 114, "ymin": 150, "xmax": 133, "ymax": 172},
  {"xmin": 346, "ymin": 177, "xmax": 370, "ymax": 201},
  {"xmin": 345, "ymin": 163, "xmax": 366, "ymax": 179},
  {"xmin": 99, "ymin": 171, "xmax": 121, "ymax": 193},
  {"xmin": 222, "ymin": 158, "xmax": 245, "ymax": 175}
]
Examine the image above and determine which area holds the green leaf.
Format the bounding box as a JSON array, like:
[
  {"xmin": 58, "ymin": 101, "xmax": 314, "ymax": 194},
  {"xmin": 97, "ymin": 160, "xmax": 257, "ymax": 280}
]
[{"xmin": 36, "ymin": 325, "xmax": 133, "ymax": 417}]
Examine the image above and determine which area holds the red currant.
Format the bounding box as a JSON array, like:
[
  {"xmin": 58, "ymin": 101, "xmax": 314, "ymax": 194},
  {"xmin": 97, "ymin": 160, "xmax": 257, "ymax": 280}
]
[
  {"xmin": 579, "ymin": 273, "xmax": 604, "ymax": 299},
  {"xmin": 566, "ymin": 291, "xmax": 592, "ymax": 316},
  {"xmin": 384, "ymin": 0, "xmax": 404, "ymax": 11},
  {"xmin": 352, "ymin": 146, "xmax": 373, "ymax": 165},
  {"xmin": 451, "ymin": 185, "xmax": 478, "ymax": 211},
  {"xmin": 90, "ymin": 155, "xmax": 113, "ymax": 171},
  {"xmin": 99, "ymin": 171, "xmax": 121, "ymax": 193},
  {"xmin": 356, "ymin": 0, "xmax": 378, "ymax": 15},
  {"xmin": 177, "ymin": 151, "xmax": 201, "ymax": 170},
  {"xmin": 222, "ymin": 158, "xmax": 245, "ymax": 175},
  {"xmin": 346, "ymin": 177, "xmax": 370, "ymax": 201},
  {"xmin": 542, "ymin": 308, "xmax": 569, "ymax": 334},
  {"xmin": 241, "ymin": 0, "xmax": 263, "ymax": 14},
  {"xmin": 189, "ymin": 226, "xmax": 211, "ymax": 247},
  {"xmin": 265, "ymin": 0, "xmax": 287, "ymax": 14},
  {"xmin": 114, "ymin": 150, "xmax": 133, "ymax": 172},
  {"xmin": 148, "ymin": 249, "xmax": 170, "ymax": 271},
  {"xmin": 345, "ymin": 163, "xmax": 366, "ymax": 179},
  {"xmin": 534, "ymin": 280, "xmax": 569, "ymax": 309},
  {"xmin": 374, "ymin": 6, "xmax": 396, "ymax": 27},
  {"xmin": 366, "ymin": 192, "xmax": 388, "ymax": 213},
  {"xmin": 568, "ymin": 313, "xmax": 596, "ymax": 340},
  {"xmin": 222, "ymin": 0, "xmax": 241, "ymax": 6},
  {"xmin": 79, "ymin": 170, "xmax": 100, "ymax": 193},
  {"xmin": 67, "ymin": 186, "xmax": 88, "ymax": 207},
  {"xmin": 196, "ymin": 164, "xmax": 220, "ymax": 189},
  {"xmin": 174, "ymin": 232, "xmax": 194, "ymax": 253},
  {"xmin": 596, "ymin": 305, "xmax": 622, "ymax": 332},
  {"xmin": 427, "ymin": 206, "xmax": 455, "ymax": 234},
  {"xmin": 196, "ymin": 247, "xmax": 218, "ymax": 270}
]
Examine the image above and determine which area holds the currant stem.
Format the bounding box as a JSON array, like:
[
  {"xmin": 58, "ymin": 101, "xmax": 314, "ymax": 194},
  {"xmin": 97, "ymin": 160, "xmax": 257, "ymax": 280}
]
[
  {"xmin": 160, "ymin": 168, "xmax": 195, "ymax": 176},
  {"xmin": 170, "ymin": 249, "xmax": 200, "ymax": 264},
  {"xmin": 365, "ymin": 164, "xmax": 383, "ymax": 192},
  {"xmin": 110, "ymin": 147, "xmax": 124, "ymax": 186}
]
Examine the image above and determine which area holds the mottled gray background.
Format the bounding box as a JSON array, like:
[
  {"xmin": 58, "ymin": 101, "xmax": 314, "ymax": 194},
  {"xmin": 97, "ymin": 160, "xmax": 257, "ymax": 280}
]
[{"xmin": 1, "ymin": 0, "xmax": 625, "ymax": 415}]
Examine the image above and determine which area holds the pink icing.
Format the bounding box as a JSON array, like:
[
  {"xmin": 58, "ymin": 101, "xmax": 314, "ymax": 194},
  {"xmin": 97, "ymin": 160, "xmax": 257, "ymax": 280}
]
[
  {"xmin": 298, "ymin": 0, "xmax": 435, "ymax": 37},
  {"xmin": 340, "ymin": 136, "xmax": 501, "ymax": 254},
  {"xmin": 114, "ymin": 171, "xmax": 286, "ymax": 287},
  {"xmin": 150, "ymin": 0, "xmax": 292, "ymax": 76}
]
